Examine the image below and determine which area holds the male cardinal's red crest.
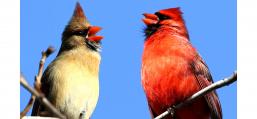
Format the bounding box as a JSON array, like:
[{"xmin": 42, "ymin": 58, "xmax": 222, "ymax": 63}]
[{"xmin": 141, "ymin": 8, "xmax": 222, "ymax": 119}]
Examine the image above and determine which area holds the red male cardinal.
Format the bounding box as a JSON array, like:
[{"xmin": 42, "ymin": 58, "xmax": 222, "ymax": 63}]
[{"xmin": 141, "ymin": 8, "xmax": 222, "ymax": 119}]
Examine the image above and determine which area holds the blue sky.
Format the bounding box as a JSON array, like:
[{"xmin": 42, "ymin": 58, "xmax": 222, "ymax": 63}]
[{"xmin": 21, "ymin": 0, "xmax": 237, "ymax": 118}]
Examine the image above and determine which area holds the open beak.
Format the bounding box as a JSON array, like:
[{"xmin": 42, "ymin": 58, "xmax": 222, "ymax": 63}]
[
  {"xmin": 87, "ymin": 26, "xmax": 103, "ymax": 42},
  {"xmin": 142, "ymin": 13, "xmax": 159, "ymax": 26}
]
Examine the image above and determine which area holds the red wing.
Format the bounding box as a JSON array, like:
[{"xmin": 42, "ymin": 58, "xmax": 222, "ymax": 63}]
[
  {"xmin": 148, "ymin": 103, "xmax": 157, "ymax": 119},
  {"xmin": 190, "ymin": 55, "xmax": 222, "ymax": 119}
]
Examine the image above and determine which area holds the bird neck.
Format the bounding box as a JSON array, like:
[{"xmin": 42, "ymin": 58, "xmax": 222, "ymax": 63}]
[
  {"xmin": 58, "ymin": 46, "xmax": 100, "ymax": 58},
  {"xmin": 56, "ymin": 46, "xmax": 101, "ymax": 75},
  {"xmin": 158, "ymin": 25, "xmax": 189, "ymax": 40},
  {"xmin": 144, "ymin": 25, "xmax": 190, "ymax": 49}
]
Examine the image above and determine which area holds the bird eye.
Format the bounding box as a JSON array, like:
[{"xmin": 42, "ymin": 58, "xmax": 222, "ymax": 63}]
[
  {"xmin": 73, "ymin": 29, "xmax": 88, "ymax": 36},
  {"xmin": 155, "ymin": 12, "xmax": 170, "ymax": 20},
  {"xmin": 78, "ymin": 31, "xmax": 86, "ymax": 35}
]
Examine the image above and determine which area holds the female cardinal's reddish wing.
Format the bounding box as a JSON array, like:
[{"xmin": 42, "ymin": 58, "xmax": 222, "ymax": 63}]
[
  {"xmin": 31, "ymin": 67, "xmax": 52, "ymax": 116},
  {"xmin": 190, "ymin": 55, "xmax": 222, "ymax": 119}
]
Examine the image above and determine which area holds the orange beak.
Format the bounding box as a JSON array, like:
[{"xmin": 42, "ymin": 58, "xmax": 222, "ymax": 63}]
[
  {"xmin": 88, "ymin": 26, "xmax": 102, "ymax": 36},
  {"xmin": 87, "ymin": 36, "xmax": 103, "ymax": 42},
  {"xmin": 87, "ymin": 26, "xmax": 103, "ymax": 42},
  {"xmin": 142, "ymin": 13, "xmax": 159, "ymax": 26}
]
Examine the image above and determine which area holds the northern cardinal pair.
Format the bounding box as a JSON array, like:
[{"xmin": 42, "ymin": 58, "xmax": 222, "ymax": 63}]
[{"xmin": 31, "ymin": 2, "xmax": 222, "ymax": 119}]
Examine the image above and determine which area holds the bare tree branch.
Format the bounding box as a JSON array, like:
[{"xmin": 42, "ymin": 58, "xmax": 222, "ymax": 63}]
[
  {"xmin": 154, "ymin": 71, "xmax": 237, "ymax": 119},
  {"xmin": 20, "ymin": 46, "xmax": 66, "ymax": 119},
  {"xmin": 20, "ymin": 74, "xmax": 66, "ymax": 119},
  {"xmin": 20, "ymin": 91, "xmax": 36, "ymax": 118},
  {"xmin": 35, "ymin": 46, "xmax": 55, "ymax": 92},
  {"xmin": 22, "ymin": 117, "xmax": 59, "ymax": 119},
  {"xmin": 20, "ymin": 46, "xmax": 55, "ymax": 118}
]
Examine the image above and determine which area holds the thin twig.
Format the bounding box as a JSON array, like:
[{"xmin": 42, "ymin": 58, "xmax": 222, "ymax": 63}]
[
  {"xmin": 22, "ymin": 117, "xmax": 59, "ymax": 119},
  {"xmin": 154, "ymin": 71, "xmax": 237, "ymax": 119},
  {"xmin": 20, "ymin": 92, "xmax": 36, "ymax": 117},
  {"xmin": 20, "ymin": 46, "xmax": 66, "ymax": 119},
  {"xmin": 20, "ymin": 46, "xmax": 55, "ymax": 118},
  {"xmin": 35, "ymin": 46, "xmax": 55, "ymax": 92},
  {"xmin": 20, "ymin": 74, "xmax": 66, "ymax": 119}
]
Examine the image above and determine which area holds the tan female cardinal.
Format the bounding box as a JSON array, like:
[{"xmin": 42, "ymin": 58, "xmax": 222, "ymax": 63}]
[
  {"xmin": 32, "ymin": 2, "xmax": 103, "ymax": 119},
  {"xmin": 141, "ymin": 8, "xmax": 222, "ymax": 119}
]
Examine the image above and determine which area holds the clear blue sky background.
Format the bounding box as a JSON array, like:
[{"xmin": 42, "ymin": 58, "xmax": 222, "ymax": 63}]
[{"xmin": 21, "ymin": 0, "xmax": 237, "ymax": 118}]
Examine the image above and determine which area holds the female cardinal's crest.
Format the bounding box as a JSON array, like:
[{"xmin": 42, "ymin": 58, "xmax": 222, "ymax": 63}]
[
  {"xmin": 74, "ymin": 2, "xmax": 85, "ymax": 18},
  {"xmin": 61, "ymin": 2, "xmax": 103, "ymax": 52},
  {"xmin": 69, "ymin": 2, "xmax": 90, "ymax": 27}
]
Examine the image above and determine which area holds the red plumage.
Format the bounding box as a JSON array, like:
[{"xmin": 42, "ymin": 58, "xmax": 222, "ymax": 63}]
[{"xmin": 141, "ymin": 8, "xmax": 222, "ymax": 119}]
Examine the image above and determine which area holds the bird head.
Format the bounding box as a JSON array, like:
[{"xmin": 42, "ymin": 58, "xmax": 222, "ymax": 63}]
[
  {"xmin": 143, "ymin": 7, "xmax": 188, "ymax": 38},
  {"xmin": 61, "ymin": 2, "xmax": 103, "ymax": 52}
]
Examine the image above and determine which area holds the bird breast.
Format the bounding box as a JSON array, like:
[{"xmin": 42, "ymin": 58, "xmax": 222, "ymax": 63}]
[{"xmin": 47, "ymin": 47, "xmax": 100, "ymax": 119}]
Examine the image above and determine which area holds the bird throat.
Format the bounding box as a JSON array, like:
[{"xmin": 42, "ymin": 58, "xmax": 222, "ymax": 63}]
[
  {"xmin": 144, "ymin": 24, "xmax": 189, "ymax": 41},
  {"xmin": 86, "ymin": 40, "xmax": 101, "ymax": 52},
  {"xmin": 144, "ymin": 24, "xmax": 160, "ymax": 39}
]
